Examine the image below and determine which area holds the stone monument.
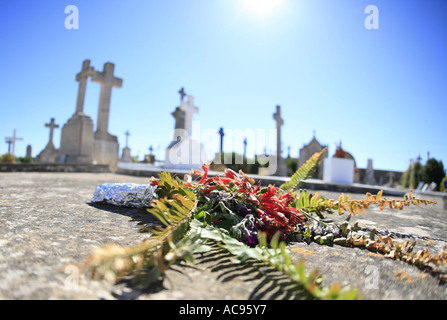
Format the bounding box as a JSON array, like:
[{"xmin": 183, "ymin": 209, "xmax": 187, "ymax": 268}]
[
  {"xmin": 91, "ymin": 62, "xmax": 122, "ymax": 168},
  {"xmin": 364, "ymin": 159, "xmax": 377, "ymax": 185},
  {"xmin": 36, "ymin": 118, "xmax": 60, "ymax": 163},
  {"xmin": 26, "ymin": 145, "xmax": 32, "ymax": 159},
  {"xmin": 273, "ymin": 105, "xmax": 287, "ymax": 176},
  {"xmin": 59, "ymin": 60, "xmax": 95, "ymax": 164},
  {"xmin": 164, "ymin": 88, "xmax": 207, "ymax": 170},
  {"xmin": 120, "ymin": 130, "xmax": 132, "ymax": 163},
  {"xmin": 144, "ymin": 145, "xmax": 155, "ymax": 164}
]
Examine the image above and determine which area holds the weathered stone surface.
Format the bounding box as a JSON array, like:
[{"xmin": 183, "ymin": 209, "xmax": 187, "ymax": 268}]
[
  {"xmin": 0, "ymin": 173, "xmax": 446, "ymax": 300},
  {"xmin": 59, "ymin": 113, "xmax": 95, "ymax": 164}
]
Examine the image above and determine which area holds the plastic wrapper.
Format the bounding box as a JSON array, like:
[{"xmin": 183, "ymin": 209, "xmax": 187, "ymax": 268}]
[{"xmin": 91, "ymin": 183, "xmax": 157, "ymax": 208}]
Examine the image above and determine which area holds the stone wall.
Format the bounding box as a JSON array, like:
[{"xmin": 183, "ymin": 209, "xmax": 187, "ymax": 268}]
[{"xmin": 0, "ymin": 163, "xmax": 111, "ymax": 173}]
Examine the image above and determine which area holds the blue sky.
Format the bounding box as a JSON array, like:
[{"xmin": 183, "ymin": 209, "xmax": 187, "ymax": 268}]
[{"xmin": 0, "ymin": 0, "xmax": 446, "ymax": 172}]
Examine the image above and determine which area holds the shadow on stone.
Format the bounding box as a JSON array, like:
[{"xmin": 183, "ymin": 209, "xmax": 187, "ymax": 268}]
[
  {"xmin": 195, "ymin": 248, "xmax": 314, "ymax": 300},
  {"xmin": 87, "ymin": 202, "xmax": 162, "ymax": 230}
]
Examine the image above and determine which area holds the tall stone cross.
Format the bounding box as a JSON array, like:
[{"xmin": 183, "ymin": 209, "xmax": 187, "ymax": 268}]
[
  {"xmin": 5, "ymin": 129, "xmax": 23, "ymax": 156},
  {"xmin": 75, "ymin": 59, "xmax": 95, "ymax": 115},
  {"xmin": 124, "ymin": 130, "xmax": 130, "ymax": 148},
  {"xmin": 91, "ymin": 62, "xmax": 123, "ymax": 136},
  {"xmin": 180, "ymin": 95, "xmax": 198, "ymax": 136},
  {"xmin": 273, "ymin": 105, "xmax": 284, "ymax": 159},
  {"xmin": 218, "ymin": 127, "xmax": 224, "ymax": 154},
  {"xmin": 45, "ymin": 118, "xmax": 59, "ymax": 148},
  {"xmin": 273, "ymin": 105, "xmax": 287, "ymax": 175}
]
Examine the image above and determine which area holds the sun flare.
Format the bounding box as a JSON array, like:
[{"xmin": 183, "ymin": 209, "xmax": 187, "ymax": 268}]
[{"xmin": 241, "ymin": 0, "xmax": 283, "ymax": 18}]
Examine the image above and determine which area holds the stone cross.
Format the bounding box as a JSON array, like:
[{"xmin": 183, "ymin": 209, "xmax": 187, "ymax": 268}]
[
  {"xmin": 124, "ymin": 130, "xmax": 130, "ymax": 148},
  {"xmin": 273, "ymin": 105, "xmax": 287, "ymax": 176},
  {"xmin": 273, "ymin": 105, "xmax": 284, "ymax": 159},
  {"xmin": 178, "ymin": 87, "xmax": 186, "ymax": 102},
  {"xmin": 180, "ymin": 95, "xmax": 198, "ymax": 136},
  {"xmin": 75, "ymin": 59, "xmax": 95, "ymax": 115},
  {"xmin": 91, "ymin": 62, "xmax": 123, "ymax": 135},
  {"xmin": 5, "ymin": 129, "xmax": 23, "ymax": 156},
  {"xmin": 218, "ymin": 127, "xmax": 224, "ymax": 154},
  {"xmin": 45, "ymin": 118, "xmax": 59, "ymax": 148}
]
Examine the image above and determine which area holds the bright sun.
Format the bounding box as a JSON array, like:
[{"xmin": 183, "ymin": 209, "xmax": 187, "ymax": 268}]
[{"xmin": 241, "ymin": 0, "xmax": 283, "ymax": 18}]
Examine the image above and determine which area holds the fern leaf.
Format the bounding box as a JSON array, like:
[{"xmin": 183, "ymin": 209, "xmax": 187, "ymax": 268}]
[
  {"xmin": 83, "ymin": 172, "xmax": 197, "ymax": 283},
  {"xmin": 280, "ymin": 147, "xmax": 327, "ymax": 192}
]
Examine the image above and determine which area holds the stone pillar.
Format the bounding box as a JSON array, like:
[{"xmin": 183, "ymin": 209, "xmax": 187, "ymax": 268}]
[
  {"xmin": 59, "ymin": 114, "xmax": 94, "ymax": 163},
  {"xmin": 120, "ymin": 131, "xmax": 132, "ymax": 162},
  {"xmin": 364, "ymin": 159, "xmax": 377, "ymax": 185},
  {"xmin": 26, "ymin": 145, "xmax": 32, "ymax": 158},
  {"xmin": 273, "ymin": 105, "xmax": 287, "ymax": 176}
]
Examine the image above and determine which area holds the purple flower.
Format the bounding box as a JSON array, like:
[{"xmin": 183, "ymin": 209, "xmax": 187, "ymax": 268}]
[
  {"xmin": 244, "ymin": 233, "xmax": 259, "ymax": 247},
  {"xmin": 237, "ymin": 204, "xmax": 252, "ymax": 217}
]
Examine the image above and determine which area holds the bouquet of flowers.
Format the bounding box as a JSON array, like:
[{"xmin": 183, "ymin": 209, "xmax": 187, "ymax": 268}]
[{"xmin": 84, "ymin": 149, "xmax": 445, "ymax": 299}]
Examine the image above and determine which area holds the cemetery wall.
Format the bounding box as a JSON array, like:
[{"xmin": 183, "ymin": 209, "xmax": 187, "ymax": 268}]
[{"xmin": 0, "ymin": 163, "xmax": 111, "ymax": 173}]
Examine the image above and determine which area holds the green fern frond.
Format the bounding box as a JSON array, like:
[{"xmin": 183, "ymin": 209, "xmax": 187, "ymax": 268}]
[
  {"xmin": 280, "ymin": 147, "xmax": 327, "ymax": 192},
  {"xmin": 190, "ymin": 220, "xmax": 359, "ymax": 300},
  {"xmin": 295, "ymin": 189, "xmax": 437, "ymax": 217},
  {"xmin": 83, "ymin": 172, "xmax": 197, "ymax": 283}
]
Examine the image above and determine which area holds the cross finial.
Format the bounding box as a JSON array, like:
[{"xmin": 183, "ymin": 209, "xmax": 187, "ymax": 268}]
[
  {"xmin": 124, "ymin": 130, "xmax": 130, "ymax": 148},
  {"xmin": 178, "ymin": 87, "xmax": 186, "ymax": 101},
  {"xmin": 273, "ymin": 105, "xmax": 283, "ymax": 127}
]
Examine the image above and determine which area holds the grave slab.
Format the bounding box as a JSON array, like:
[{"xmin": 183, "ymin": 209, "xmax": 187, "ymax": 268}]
[{"xmin": 0, "ymin": 172, "xmax": 446, "ymax": 300}]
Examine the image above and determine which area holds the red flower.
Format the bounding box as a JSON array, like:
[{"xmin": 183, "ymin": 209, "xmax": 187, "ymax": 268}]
[{"xmin": 257, "ymin": 185, "xmax": 304, "ymax": 240}]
